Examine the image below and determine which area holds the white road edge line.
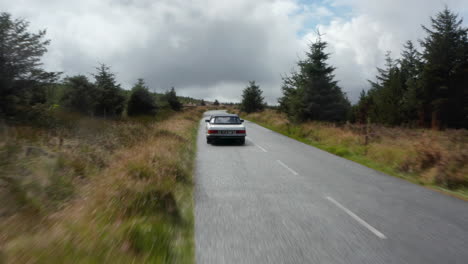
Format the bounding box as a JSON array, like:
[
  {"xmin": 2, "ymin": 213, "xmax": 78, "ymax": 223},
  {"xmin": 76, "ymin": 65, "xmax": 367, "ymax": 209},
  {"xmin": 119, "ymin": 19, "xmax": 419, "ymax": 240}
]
[
  {"xmin": 246, "ymin": 137, "xmax": 267, "ymax": 152},
  {"xmin": 325, "ymin": 196, "xmax": 387, "ymax": 239},
  {"xmin": 276, "ymin": 160, "xmax": 299, "ymax": 175}
]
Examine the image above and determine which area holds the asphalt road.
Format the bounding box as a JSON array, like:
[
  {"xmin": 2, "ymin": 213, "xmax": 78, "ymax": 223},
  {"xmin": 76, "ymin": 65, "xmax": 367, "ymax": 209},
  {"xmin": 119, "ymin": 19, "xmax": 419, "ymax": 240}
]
[{"xmin": 194, "ymin": 110, "xmax": 468, "ymax": 264}]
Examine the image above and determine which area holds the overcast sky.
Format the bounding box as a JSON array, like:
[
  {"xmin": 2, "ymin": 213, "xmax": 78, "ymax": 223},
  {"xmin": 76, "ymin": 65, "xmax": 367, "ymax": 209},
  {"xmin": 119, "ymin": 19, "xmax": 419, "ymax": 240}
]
[{"xmin": 2, "ymin": 0, "xmax": 467, "ymax": 103}]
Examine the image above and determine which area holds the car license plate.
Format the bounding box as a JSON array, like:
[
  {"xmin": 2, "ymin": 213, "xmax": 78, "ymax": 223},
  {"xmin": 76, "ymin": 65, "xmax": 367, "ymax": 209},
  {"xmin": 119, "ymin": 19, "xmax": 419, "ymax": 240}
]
[{"xmin": 220, "ymin": 130, "xmax": 234, "ymax": 134}]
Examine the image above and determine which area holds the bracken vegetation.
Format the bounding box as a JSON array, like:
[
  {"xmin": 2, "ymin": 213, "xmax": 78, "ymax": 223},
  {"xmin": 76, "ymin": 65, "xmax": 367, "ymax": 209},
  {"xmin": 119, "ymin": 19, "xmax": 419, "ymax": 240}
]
[
  {"xmin": 0, "ymin": 107, "xmax": 204, "ymax": 263},
  {"xmin": 234, "ymin": 109, "xmax": 468, "ymax": 198}
]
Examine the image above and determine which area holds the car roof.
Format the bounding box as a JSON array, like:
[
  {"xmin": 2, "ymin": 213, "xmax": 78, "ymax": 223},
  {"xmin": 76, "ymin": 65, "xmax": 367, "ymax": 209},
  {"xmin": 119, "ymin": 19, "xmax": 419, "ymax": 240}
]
[{"xmin": 211, "ymin": 114, "xmax": 239, "ymax": 117}]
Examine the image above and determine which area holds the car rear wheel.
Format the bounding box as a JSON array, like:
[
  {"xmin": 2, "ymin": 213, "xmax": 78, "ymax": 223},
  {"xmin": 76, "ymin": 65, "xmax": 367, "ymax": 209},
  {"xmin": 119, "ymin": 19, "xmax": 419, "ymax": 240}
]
[
  {"xmin": 206, "ymin": 138, "xmax": 211, "ymax": 144},
  {"xmin": 239, "ymin": 138, "xmax": 245, "ymax": 145}
]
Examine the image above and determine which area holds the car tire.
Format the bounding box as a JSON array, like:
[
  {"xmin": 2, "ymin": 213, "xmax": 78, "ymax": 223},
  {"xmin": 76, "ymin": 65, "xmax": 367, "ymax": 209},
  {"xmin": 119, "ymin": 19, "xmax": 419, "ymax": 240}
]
[
  {"xmin": 239, "ymin": 138, "xmax": 245, "ymax": 145},
  {"xmin": 206, "ymin": 138, "xmax": 211, "ymax": 144}
]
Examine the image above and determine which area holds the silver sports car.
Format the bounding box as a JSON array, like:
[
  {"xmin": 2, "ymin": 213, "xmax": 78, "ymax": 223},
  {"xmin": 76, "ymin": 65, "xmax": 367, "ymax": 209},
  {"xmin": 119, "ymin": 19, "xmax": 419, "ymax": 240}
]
[{"xmin": 205, "ymin": 114, "xmax": 246, "ymax": 144}]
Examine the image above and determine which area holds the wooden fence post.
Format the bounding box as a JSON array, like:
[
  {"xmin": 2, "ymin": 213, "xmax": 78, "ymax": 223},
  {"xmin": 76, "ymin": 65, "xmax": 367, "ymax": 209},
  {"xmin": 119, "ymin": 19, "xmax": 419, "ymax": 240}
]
[{"xmin": 365, "ymin": 117, "xmax": 370, "ymax": 146}]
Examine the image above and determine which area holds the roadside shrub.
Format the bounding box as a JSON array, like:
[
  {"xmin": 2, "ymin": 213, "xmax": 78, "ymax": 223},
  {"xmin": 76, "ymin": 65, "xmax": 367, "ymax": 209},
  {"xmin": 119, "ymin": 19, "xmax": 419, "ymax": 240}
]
[
  {"xmin": 334, "ymin": 147, "xmax": 351, "ymax": 157},
  {"xmin": 0, "ymin": 142, "xmax": 44, "ymax": 213},
  {"xmin": 127, "ymin": 162, "xmax": 156, "ymax": 180},
  {"xmin": 164, "ymin": 159, "xmax": 191, "ymax": 183},
  {"xmin": 434, "ymin": 135, "xmax": 468, "ymax": 189},
  {"xmin": 45, "ymin": 170, "xmax": 74, "ymax": 204},
  {"xmin": 412, "ymin": 136, "xmax": 443, "ymax": 171},
  {"xmin": 120, "ymin": 187, "xmax": 180, "ymax": 221},
  {"xmin": 153, "ymin": 129, "xmax": 187, "ymax": 143},
  {"xmin": 367, "ymin": 143, "xmax": 411, "ymax": 169},
  {"xmin": 127, "ymin": 220, "xmax": 172, "ymax": 262},
  {"xmin": 435, "ymin": 153, "xmax": 468, "ymax": 189}
]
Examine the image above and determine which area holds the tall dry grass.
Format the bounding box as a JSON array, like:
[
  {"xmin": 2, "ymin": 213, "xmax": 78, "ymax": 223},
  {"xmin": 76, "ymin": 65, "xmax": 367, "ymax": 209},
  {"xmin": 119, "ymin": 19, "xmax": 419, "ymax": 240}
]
[
  {"xmin": 0, "ymin": 107, "xmax": 205, "ymax": 263},
  {"xmin": 235, "ymin": 109, "xmax": 468, "ymax": 197}
]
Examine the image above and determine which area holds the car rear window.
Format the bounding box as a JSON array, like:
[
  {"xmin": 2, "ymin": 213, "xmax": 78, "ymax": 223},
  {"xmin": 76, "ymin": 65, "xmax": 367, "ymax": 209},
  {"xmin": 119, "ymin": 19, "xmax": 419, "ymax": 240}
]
[{"xmin": 212, "ymin": 116, "xmax": 241, "ymax": 124}]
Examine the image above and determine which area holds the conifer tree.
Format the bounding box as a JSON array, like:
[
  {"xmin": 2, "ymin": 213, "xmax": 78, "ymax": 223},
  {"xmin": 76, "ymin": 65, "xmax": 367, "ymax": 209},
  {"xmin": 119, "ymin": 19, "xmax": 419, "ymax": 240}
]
[
  {"xmin": 93, "ymin": 64, "xmax": 126, "ymax": 117},
  {"xmin": 165, "ymin": 87, "xmax": 182, "ymax": 111},
  {"xmin": 240, "ymin": 81, "xmax": 265, "ymax": 113},
  {"xmin": 420, "ymin": 7, "xmax": 468, "ymax": 128},
  {"xmin": 0, "ymin": 12, "xmax": 59, "ymax": 117},
  {"xmin": 61, "ymin": 75, "xmax": 97, "ymax": 115},
  {"xmin": 368, "ymin": 52, "xmax": 405, "ymax": 125},
  {"xmin": 399, "ymin": 41, "xmax": 424, "ymax": 124},
  {"xmin": 278, "ymin": 35, "xmax": 350, "ymax": 122},
  {"xmin": 127, "ymin": 79, "xmax": 157, "ymax": 116}
]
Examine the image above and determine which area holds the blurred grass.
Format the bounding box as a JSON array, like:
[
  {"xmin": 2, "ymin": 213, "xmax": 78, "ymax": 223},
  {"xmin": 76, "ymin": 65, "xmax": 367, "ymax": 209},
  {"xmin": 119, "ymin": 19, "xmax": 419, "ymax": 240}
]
[
  {"xmin": 232, "ymin": 108, "xmax": 468, "ymax": 200},
  {"xmin": 0, "ymin": 107, "xmax": 206, "ymax": 263}
]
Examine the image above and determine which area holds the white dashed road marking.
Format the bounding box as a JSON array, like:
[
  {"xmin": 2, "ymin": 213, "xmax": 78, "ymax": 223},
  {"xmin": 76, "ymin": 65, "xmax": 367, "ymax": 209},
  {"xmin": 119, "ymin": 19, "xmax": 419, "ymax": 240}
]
[
  {"xmin": 255, "ymin": 144, "xmax": 267, "ymax": 152},
  {"xmin": 246, "ymin": 137, "xmax": 267, "ymax": 152},
  {"xmin": 276, "ymin": 160, "xmax": 299, "ymax": 176},
  {"xmin": 325, "ymin": 196, "xmax": 387, "ymax": 239}
]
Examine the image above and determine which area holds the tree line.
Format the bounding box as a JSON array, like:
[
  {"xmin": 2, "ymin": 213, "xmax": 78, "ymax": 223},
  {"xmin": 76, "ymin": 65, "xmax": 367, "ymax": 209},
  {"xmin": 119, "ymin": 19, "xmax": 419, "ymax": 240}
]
[
  {"xmin": 0, "ymin": 12, "xmax": 184, "ymax": 125},
  {"xmin": 353, "ymin": 8, "xmax": 468, "ymax": 129},
  {"xmin": 241, "ymin": 7, "xmax": 467, "ymax": 129},
  {"xmin": 2, "ymin": 7, "xmax": 466, "ymax": 129},
  {"xmin": 59, "ymin": 68, "xmax": 183, "ymax": 118}
]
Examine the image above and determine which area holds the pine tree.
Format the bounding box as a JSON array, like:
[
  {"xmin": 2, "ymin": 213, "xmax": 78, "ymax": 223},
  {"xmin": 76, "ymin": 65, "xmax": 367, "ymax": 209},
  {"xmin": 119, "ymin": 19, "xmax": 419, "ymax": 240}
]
[
  {"xmin": 278, "ymin": 35, "xmax": 350, "ymax": 122},
  {"xmin": 400, "ymin": 41, "xmax": 423, "ymax": 82},
  {"xmin": 61, "ymin": 75, "xmax": 98, "ymax": 115},
  {"xmin": 127, "ymin": 79, "xmax": 157, "ymax": 116},
  {"xmin": 165, "ymin": 87, "xmax": 182, "ymax": 111},
  {"xmin": 0, "ymin": 12, "xmax": 59, "ymax": 117},
  {"xmin": 368, "ymin": 52, "xmax": 406, "ymax": 125},
  {"xmin": 420, "ymin": 7, "xmax": 468, "ymax": 128},
  {"xmin": 240, "ymin": 81, "xmax": 265, "ymax": 113},
  {"xmin": 354, "ymin": 89, "xmax": 374, "ymax": 124},
  {"xmin": 93, "ymin": 64, "xmax": 126, "ymax": 117},
  {"xmin": 278, "ymin": 72, "xmax": 304, "ymax": 118},
  {"xmin": 213, "ymin": 100, "xmax": 220, "ymax": 106},
  {"xmin": 399, "ymin": 41, "xmax": 424, "ymax": 124}
]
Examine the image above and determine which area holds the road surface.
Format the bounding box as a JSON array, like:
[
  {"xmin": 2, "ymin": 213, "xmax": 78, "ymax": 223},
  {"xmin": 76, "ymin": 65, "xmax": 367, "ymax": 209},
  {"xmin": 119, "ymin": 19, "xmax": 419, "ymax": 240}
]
[{"xmin": 195, "ymin": 110, "xmax": 468, "ymax": 264}]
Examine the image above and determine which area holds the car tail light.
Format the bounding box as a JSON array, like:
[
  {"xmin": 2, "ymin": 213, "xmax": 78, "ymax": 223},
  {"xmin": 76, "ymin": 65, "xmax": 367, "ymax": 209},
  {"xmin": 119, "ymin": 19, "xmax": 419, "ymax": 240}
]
[
  {"xmin": 208, "ymin": 130, "xmax": 218, "ymax": 134},
  {"xmin": 236, "ymin": 130, "xmax": 246, "ymax": 134}
]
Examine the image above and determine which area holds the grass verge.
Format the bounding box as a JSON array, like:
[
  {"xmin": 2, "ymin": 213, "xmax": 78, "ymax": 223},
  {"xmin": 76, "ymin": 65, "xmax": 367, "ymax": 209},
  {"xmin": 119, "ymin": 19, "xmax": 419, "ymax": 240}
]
[
  {"xmin": 0, "ymin": 107, "xmax": 205, "ymax": 263},
  {"xmin": 233, "ymin": 109, "xmax": 468, "ymax": 200}
]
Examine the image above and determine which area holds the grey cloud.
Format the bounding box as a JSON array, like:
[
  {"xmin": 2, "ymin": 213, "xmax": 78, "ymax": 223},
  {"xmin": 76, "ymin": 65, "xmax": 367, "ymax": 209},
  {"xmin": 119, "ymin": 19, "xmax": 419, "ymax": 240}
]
[
  {"xmin": 1, "ymin": 0, "xmax": 467, "ymax": 104},
  {"xmin": 1, "ymin": 0, "xmax": 302, "ymax": 104}
]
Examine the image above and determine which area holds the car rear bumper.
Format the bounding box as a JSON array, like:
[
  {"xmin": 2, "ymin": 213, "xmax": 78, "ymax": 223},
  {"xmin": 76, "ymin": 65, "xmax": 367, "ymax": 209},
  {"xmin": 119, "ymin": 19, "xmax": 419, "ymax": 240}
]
[{"xmin": 207, "ymin": 135, "xmax": 245, "ymax": 140}]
